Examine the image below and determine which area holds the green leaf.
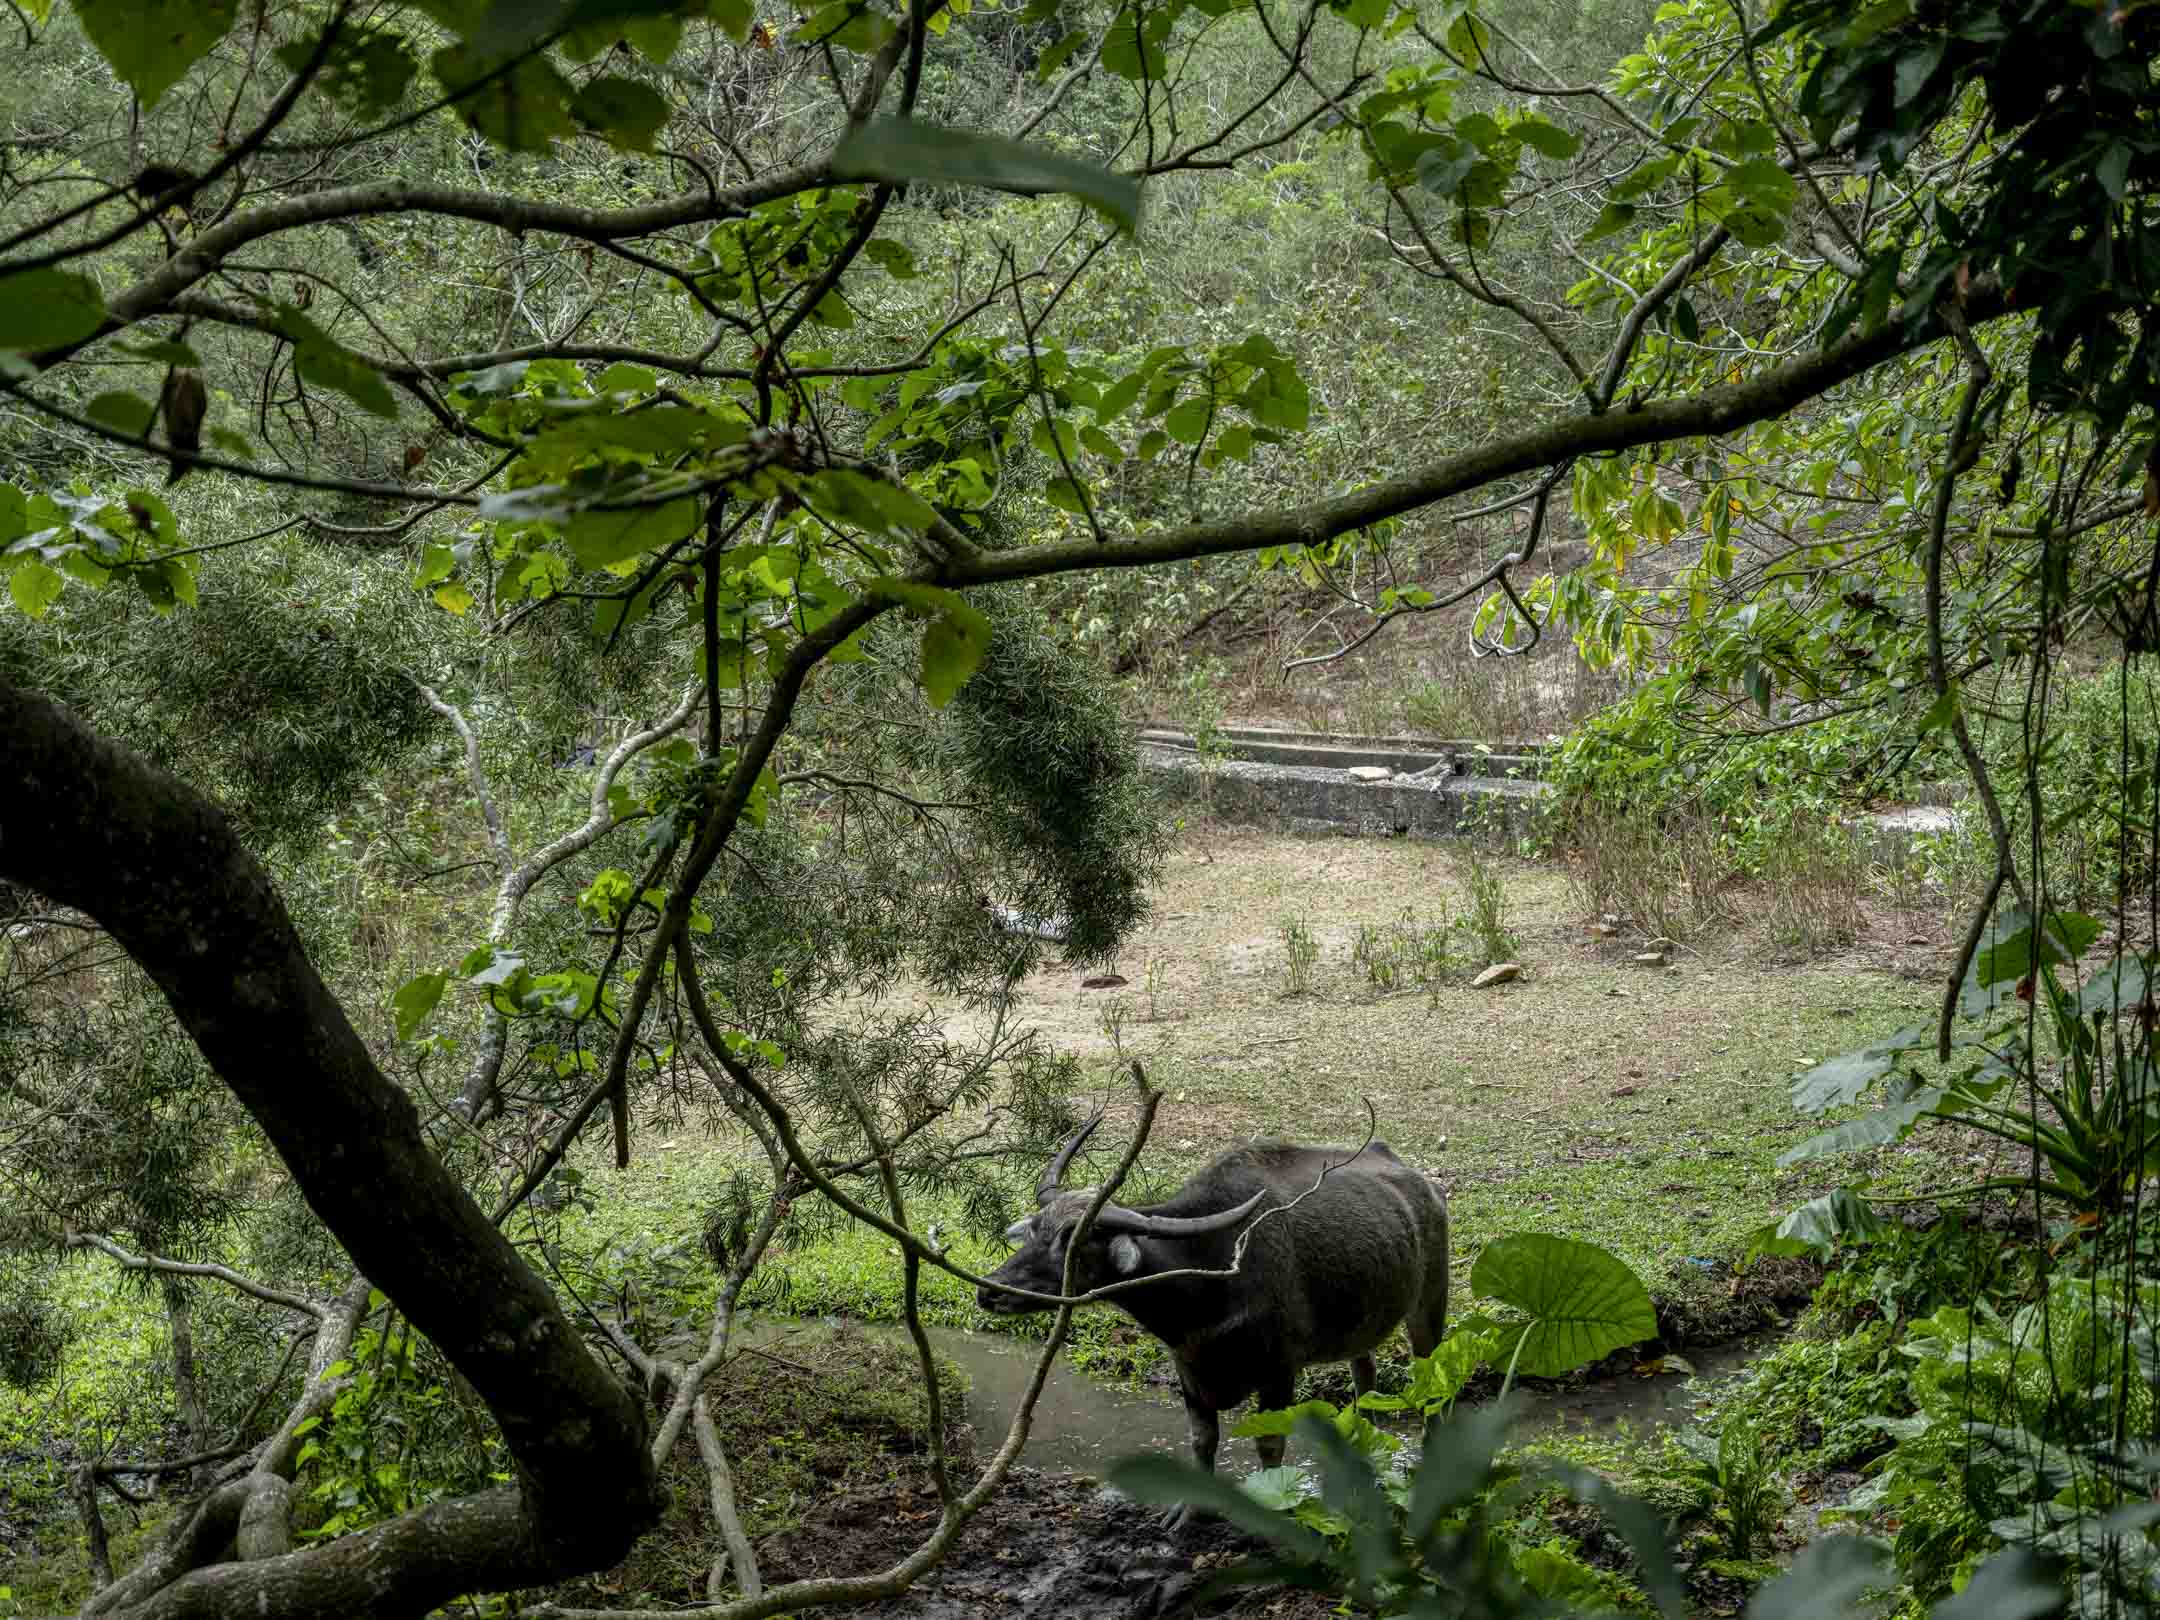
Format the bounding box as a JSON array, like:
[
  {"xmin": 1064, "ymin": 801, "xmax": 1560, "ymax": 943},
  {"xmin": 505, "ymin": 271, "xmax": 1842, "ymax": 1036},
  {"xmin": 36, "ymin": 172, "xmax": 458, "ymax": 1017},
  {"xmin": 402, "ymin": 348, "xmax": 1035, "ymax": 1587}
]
[
  {"xmin": 1748, "ymin": 1187, "xmax": 1884, "ymax": 1260},
  {"xmin": 1777, "ymin": 1082, "xmax": 1946, "ymax": 1167},
  {"xmin": 1468, "ymin": 1234, "xmax": 1656, "ymax": 1377},
  {"xmin": 1512, "ymin": 115, "xmax": 1579, "ymax": 159},
  {"xmin": 392, "ymin": 973, "xmax": 449, "ymax": 1040},
  {"xmin": 2076, "ymin": 955, "xmax": 2152, "ymax": 1019},
  {"xmin": 831, "ymin": 118, "xmax": 1142, "ymax": 233},
  {"xmin": 2096, "ymin": 142, "xmax": 2134, "ymax": 203},
  {"xmin": 1791, "ymin": 1025, "xmax": 1931, "ymax": 1112},
  {"xmin": 1744, "ymin": 1533, "xmax": 1887, "ymax": 1619},
  {"xmin": 1585, "ymin": 200, "xmax": 1637, "ymax": 241},
  {"xmin": 276, "ymin": 309, "xmax": 399, "ymax": 419},
  {"xmin": 434, "ymin": 581, "xmax": 476, "ymax": 615},
  {"xmin": 73, "ymin": 0, "xmax": 238, "ymax": 108},
  {"xmin": 276, "ymin": 26, "xmax": 419, "ymax": 117},
  {"xmin": 570, "ymin": 75, "xmax": 671, "ymax": 152},
  {"xmin": 1238, "ymin": 1466, "xmax": 1308, "ymax": 1512},
  {"xmin": 7, "ymin": 557, "xmax": 64, "ymax": 617},
  {"xmin": 0, "ymin": 270, "xmax": 107, "ymax": 352},
  {"xmin": 86, "ymin": 390, "xmax": 157, "ymax": 438},
  {"xmin": 1164, "ymin": 396, "xmax": 1212, "ymax": 444},
  {"xmin": 1043, "ymin": 476, "xmax": 1090, "ymax": 513},
  {"xmin": 565, "ymin": 495, "xmax": 699, "ymax": 570},
  {"xmin": 863, "ymin": 237, "xmax": 918, "ymax": 278},
  {"xmin": 920, "ymin": 601, "xmax": 992, "ymax": 708},
  {"xmin": 1094, "ymin": 369, "xmax": 1149, "ymax": 422},
  {"xmin": 1232, "ymin": 1400, "xmax": 1338, "ymax": 1439},
  {"xmin": 431, "ymin": 47, "xmax": 577, "ymax": 151},
  {"xmin": 1670, "ymin": 296, "xmax": 1699, "ymax": 344},
  {"xmin": 1035, "ymin": 27, "xmax": 1088, "ymax": 80}
]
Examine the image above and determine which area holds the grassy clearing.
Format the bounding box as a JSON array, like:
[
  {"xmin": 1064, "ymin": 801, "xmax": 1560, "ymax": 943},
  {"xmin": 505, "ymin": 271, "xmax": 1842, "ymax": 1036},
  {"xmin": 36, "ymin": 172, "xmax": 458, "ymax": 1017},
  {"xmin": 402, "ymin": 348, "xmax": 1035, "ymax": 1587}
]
[{"xmin": 581, "ymin": 826, "xmax": 1965, "ymax": 1370}]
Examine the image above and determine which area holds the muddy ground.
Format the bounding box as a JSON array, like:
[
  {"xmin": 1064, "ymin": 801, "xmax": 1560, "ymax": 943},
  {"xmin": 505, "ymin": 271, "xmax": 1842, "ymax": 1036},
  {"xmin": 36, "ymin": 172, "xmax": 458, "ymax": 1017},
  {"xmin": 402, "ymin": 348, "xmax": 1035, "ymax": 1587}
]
[{"xmin": 759, "ymin": 1466, "xmax": 1340, "ymax": 1620}]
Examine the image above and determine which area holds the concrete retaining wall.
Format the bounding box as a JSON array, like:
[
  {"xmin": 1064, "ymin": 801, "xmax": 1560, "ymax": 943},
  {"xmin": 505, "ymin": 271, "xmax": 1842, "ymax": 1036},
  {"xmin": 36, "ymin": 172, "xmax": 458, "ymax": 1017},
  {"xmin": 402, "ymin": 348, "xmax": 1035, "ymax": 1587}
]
[{"xmin": 1143, "ymin": 747, "xmax": 1550, "ymax": 842}]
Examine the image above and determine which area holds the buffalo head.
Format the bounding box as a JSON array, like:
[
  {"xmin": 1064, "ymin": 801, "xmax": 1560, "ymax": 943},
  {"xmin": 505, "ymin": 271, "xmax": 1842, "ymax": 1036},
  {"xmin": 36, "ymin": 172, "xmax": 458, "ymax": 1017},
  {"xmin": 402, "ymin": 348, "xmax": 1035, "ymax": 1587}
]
[{"xmin": 976, "ymin": 1113, "xmax": 1264, "ymax": 1313}]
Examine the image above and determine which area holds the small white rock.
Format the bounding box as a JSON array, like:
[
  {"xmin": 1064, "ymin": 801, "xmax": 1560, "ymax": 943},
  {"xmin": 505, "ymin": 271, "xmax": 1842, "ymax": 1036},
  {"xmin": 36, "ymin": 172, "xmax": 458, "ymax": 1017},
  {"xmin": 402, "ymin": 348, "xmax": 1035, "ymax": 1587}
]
[
  {"xmin": 1347, "ymin": 765, "xmax": 1394, "ymax": 782},
  {"xmin": 1471, "ymin": 962, "xmax": 1522, "ymax": 988}
]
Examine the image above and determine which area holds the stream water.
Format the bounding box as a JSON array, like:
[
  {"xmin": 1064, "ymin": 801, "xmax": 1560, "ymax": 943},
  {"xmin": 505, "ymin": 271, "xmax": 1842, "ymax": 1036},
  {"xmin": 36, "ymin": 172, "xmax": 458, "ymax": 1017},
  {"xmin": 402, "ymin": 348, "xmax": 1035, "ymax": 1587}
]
[{"xmin": 741, "ymin": 1313, "xmax": 1773, "ymax": 1473}]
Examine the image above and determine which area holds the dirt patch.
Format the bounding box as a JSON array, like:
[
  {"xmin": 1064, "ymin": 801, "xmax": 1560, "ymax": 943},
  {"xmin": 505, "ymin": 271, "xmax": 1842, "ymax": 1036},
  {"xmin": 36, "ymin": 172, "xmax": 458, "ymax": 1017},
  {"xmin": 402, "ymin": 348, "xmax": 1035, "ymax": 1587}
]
[{"xmin": 758, "ymin": 1467, "xmax": 1342, "ymax": 1620}]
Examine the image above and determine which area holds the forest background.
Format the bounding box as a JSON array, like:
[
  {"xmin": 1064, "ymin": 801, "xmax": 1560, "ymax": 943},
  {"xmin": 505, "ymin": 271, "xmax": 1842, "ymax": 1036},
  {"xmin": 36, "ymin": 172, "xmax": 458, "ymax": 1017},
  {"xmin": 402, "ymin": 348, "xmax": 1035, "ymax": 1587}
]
[{"xmin": 2, "ymin": 0, "xmax": 2159, "ymax": 1615}]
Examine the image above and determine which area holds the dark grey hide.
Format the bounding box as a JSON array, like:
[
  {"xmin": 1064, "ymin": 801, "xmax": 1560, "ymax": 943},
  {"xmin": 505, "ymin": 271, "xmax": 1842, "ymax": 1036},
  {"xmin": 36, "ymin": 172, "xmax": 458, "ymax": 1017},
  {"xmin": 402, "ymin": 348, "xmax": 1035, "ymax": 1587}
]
[{"xmin": 978, "ymin": 1119, "xmax": 1450, "ymax": 1523}]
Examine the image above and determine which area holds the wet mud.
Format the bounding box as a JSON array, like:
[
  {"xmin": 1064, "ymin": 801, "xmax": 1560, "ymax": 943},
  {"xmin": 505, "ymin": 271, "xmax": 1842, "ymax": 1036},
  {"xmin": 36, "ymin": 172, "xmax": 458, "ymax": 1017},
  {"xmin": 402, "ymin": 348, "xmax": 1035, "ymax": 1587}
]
[
  {"xmin": 758, "ymin": 1467, "xmax": 1338, "ymax": 1620},
  {"xmin": 749, "ymin": 1320, "xmax": 1777, "ymax": 1618}
]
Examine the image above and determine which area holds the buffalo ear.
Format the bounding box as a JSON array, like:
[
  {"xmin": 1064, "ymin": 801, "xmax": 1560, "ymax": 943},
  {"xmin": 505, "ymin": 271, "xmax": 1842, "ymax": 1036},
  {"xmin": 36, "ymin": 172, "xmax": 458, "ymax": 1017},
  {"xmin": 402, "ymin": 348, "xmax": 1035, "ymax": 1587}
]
[{"xmin": 1108, "ymin": 1234, "xmax": 1142, "ymax": 1275}]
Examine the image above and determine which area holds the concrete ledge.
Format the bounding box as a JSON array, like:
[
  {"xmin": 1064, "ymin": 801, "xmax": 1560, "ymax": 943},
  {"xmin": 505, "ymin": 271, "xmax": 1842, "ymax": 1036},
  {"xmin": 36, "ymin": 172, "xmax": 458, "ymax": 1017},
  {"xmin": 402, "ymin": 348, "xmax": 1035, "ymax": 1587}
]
[
  {"xmin": 1139, "ymin": 726, "xmax": 1547, "ymax": 781},
  {"xmin": 1143, "ymin": 748, "xmax": 1550, "ymax": 841}
]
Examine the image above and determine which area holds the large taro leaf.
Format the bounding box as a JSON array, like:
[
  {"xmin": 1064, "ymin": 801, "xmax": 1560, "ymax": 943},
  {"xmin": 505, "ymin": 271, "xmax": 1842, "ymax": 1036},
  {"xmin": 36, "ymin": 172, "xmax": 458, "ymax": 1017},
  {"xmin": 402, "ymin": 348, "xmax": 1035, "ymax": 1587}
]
[
  {"xmin": 1468, "ymin": 1234, "xmax": 1655, "ymax": 1379},
  {"xmin": 1790, "ymin": 1023, "xmax": 1931, "ymax": 1113}
]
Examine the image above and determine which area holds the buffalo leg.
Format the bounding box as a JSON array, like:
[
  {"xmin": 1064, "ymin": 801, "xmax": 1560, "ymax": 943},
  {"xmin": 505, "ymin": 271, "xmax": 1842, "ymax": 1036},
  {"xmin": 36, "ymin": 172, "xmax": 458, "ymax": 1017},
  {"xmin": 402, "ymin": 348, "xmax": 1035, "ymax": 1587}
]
[
  {"xmin": 1162, "ymin": 1375, "xmax": 1220, "ymax": 1533},
  {"xmin": 1351, "ymin": 1354, "xmax": 1378, "ymax": 1401},
  {"xmin": 1253, "ymin": 1373, "xmax": 1296, "ymax": 1469}
]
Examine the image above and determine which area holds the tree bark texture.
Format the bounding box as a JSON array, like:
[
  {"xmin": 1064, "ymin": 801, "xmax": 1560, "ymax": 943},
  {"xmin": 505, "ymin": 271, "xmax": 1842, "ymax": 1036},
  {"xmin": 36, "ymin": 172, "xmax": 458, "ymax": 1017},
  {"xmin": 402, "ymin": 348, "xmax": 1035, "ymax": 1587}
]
[{"xmin": 0, "ymin": 682, "xmax": 665, "ymax": 1618}]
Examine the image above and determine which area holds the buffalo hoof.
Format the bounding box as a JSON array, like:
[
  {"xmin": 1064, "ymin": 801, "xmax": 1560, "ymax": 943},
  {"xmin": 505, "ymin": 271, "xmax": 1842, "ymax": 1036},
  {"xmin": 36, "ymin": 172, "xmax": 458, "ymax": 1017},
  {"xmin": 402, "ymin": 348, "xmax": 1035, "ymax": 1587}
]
[{"xmin": 1158, "ymin": 1503, "xmax": 1208, "ymax": 1536}]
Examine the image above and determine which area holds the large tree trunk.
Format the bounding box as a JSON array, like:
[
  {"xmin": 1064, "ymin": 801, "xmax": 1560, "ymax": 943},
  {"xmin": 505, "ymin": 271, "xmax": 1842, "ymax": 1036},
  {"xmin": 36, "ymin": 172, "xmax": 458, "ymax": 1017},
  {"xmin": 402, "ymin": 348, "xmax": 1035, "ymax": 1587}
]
[{"xmin": 0, "ymin": 682, "xmax": 665, "ymax": 1618}]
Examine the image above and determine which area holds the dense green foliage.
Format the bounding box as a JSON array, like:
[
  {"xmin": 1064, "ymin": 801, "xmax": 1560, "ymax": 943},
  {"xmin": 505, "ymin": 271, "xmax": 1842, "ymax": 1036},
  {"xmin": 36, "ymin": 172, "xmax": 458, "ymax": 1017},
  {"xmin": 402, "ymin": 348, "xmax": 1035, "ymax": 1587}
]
[{"xmin": 2, "ymin": 0, "xmax": 2158, "ymax": 1615}]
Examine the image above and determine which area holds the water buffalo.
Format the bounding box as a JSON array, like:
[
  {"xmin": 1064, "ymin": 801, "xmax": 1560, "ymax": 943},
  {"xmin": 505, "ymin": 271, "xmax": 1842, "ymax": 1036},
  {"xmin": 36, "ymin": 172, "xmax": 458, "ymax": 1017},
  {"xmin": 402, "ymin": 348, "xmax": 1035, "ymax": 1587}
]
[{"xmin": 978, "ymin": 1116, "xmax": 1450, "ymax": 1520}]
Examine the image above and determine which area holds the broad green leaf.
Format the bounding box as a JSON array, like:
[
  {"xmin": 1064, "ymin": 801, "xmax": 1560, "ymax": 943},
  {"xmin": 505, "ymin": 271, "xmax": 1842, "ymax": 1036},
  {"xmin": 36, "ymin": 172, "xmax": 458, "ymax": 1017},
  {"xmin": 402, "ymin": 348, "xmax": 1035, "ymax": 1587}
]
[
  {"xmin": 392, "ymin": 972, "xmax": 449, "ymax": 1040},
  {"xmin": 1231, "ymin": 1400, "xmax": 1337, "ymax": 1439},
  {"xmin": 1094, "ymin": 370, "xmax": 1150, "ymax": 422},
  {"xmin": 1238, "ymin": 1466, "xmax": 1307, "ymax": 1512},
  {"xmin": 276, "ymin": 309, "xmax": 399, "ymax": 419},
  {"xmin": 434, "ymin": 581, "xmax": 476, "ymax": 615},
  {"xmin": 86, "ymin": 390, "xmax": 157, "ymax": 438},
  {"xmin": 74, "ymin": 0, "xmax": 238, "ymax": 108},
  {"xmin": 1512, "ymin": 115, "xmax": 1579, "ymax": 160},
  {"xmin": 1043, "ymin": 475, "xmax": 1090, "ymax": 513},
  {"xmin": 1790, "ymin": 1024, "xmax": 1931, "ymax": 1112},
  {"xmin": 1744, "ymin": 1533, "xmax": 1887, "ymax": 1619},
  {"xmin": 831, "ymin": 118, "xmax": 1142, "ymax": 234},
  {"xmin": 565, "ymin": 495, "xmax": 699, "ymax": 570},
  {"xmin": 806, "ymin": 467, "xmax": 940, "ymax": 538},
  {"xmin": 7, "ymin": 557, "xmax": 63, "ymax": 617},
  {"xmin": 1776, "ymin": 1082, "xmax": 1946, "ymax": 1167},
  {"xmin": 1163, "ymin": 396, "xmax": 1212, "ymax": 444},
  {"xmin": 1035, "ymin": 27, "xmax": 1088, "ymax": 80},
  {"xmin": 2076, "ymin": 955, "xmax": 2153, "ymax": 1019},
  {"xmin": 1297, "ymin": 1416, "xmax": 1396, "ymax": 1591},
  {"xmin": 1469, "ymin": 1234, "xmax": 1656, "ymax": 1377},
  {"xmin": 920, "ymin": 603, "xmax": 991, "ymax": 708},
  {"xmin": 276, "ymin": 26, "xmax": 419, "ymax": 117},
  {"xmin": 0, "ymin": 270, "xmax": 107, "ymax": 352},
  {"xmin": 1748, "ymin": 1187, "xmax": 1884, "ymax": 1259},
  {"xmin": 863, "ymin": 237, "xmax": 918, "ymax": 278},
  {"xmin": 116, "ymin": 338, "xmax": 202, "ymax": 367},
  {"xmin": 571, "ymin": 76, "xmax": 671, "ymax": 151},
  {"xmin": 431, "ymin": 47, "xmax": 577, "ymax": 151},
  {"xmin": 459, "ymin": 946, "xmax": 526, "ymax": 988}
]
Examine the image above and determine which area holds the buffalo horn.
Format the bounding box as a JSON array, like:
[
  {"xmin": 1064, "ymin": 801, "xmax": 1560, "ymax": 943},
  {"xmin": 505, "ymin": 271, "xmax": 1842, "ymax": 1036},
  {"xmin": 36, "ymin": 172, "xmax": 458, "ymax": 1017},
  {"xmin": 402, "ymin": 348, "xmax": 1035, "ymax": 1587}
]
[
  {"xmin": 1038, "ymin": 1111, "xmax": 1105, "ymax": 1203},
  {"xmin": 1093, "ymin": 1189, "xmax": 1267, "ymax": 1237}
]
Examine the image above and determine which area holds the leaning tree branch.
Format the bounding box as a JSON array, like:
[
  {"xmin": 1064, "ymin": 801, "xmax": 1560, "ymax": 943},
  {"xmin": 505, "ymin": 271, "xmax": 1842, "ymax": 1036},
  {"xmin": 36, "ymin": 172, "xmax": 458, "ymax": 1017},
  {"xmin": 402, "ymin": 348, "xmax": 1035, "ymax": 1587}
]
[
  {"xmin": 445, "ymin": 682, "xmax": 703, "ymax": 1121},
  {"xmin": 63, "ymin": 1232, "xmax": 329, "ymax": 1321},
  {"xmin": 925, "ymin": 283, "xmax": 2010, "ymax": 593},
  {"xmin": 3, "ymin": 684, "xmax": 663, "ymax": 1620}
]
